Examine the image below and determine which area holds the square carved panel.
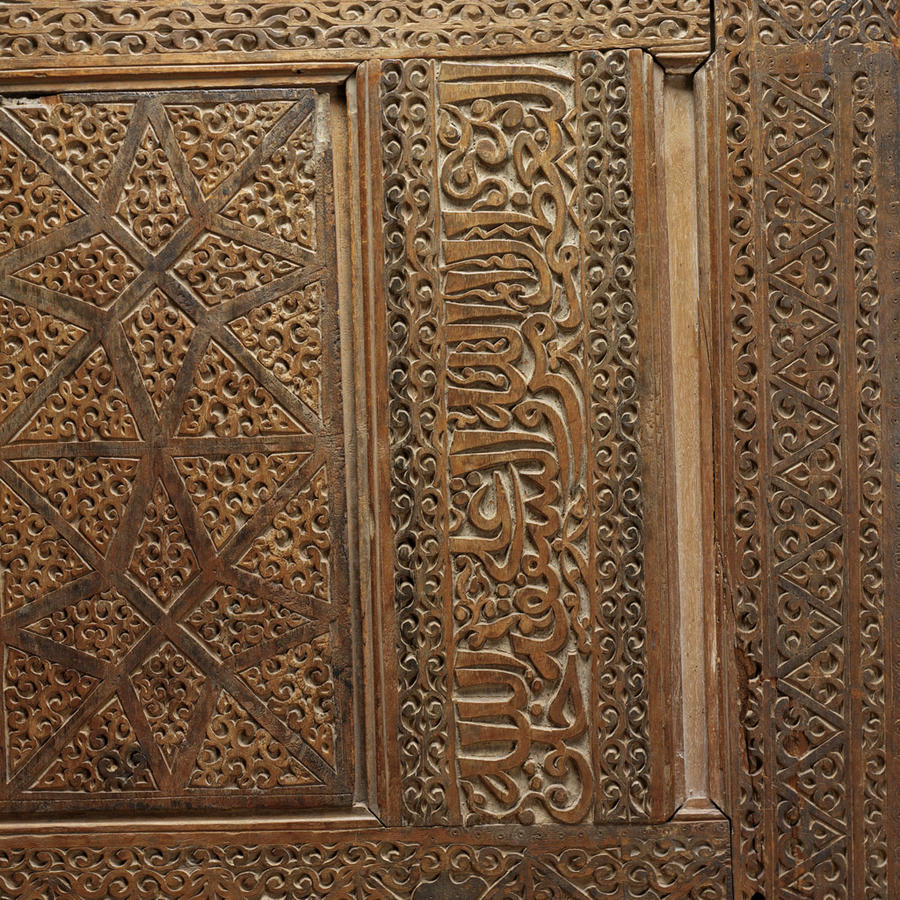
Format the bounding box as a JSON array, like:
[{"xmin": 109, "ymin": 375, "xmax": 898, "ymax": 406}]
[{"xmin": 0, "ymin": 88, "xmax": 354, "ymax": 813}]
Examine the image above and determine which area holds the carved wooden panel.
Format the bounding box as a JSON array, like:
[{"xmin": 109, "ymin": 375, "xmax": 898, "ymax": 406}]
[
  {"xmin": 0, "ymin": 88, "xmax": 354, "ymax": 813},
  {"xmin": 705, "ymin": 1, "xmax": 899, "ymax": 897},
  {"xmin": 0, "ymin": 821, "xmax": 732, "ymax": 898},
  {"xmin": 0, "ymin": 1, "xmax": 711, "ymax": 71},
  {"xmin": 378, "ymin": 50, "xmax": 680, "ymax": 828}
]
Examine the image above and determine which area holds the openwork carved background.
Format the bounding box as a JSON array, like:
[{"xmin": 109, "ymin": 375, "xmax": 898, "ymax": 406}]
[
  {"xmin": 715, "ymin": 1, "xmax": 899, "ymax": 897},
  {"xmin": 0, "ymin": 88, "xmax": 352, "ymax": 812}
]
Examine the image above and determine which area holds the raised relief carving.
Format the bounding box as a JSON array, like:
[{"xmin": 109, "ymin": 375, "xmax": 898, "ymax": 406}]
[
  {"xmin": 0, "ymin": 89, "xmax": 350, "ymax": 813},
  {"xmin": 717, "ymin": 2, "xmax": 897, "ymax": 895},
  {"xmin": 383, "ymin": 53, "xmax": 656, "ymax": 826},
  {"xmin": 0, "ymin": 823, "xmax": 732, "ymax": 899},
  {"xmin": 0, "ymin": 2, "xmax": 712, "ymax": 68}
]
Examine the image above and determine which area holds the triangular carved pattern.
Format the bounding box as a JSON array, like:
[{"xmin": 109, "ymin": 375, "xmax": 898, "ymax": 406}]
[
  {"xmin": 0, "ymin": 133, "xmax": 83, "ymax": 256},
  {"xmin": 32, "ymin": 695, "xmax": 156, "ymax": 792},
  {"xmin": 14, "ymin": 233, "xmax": 139, "ymax": 310},
  {"xmin": 3, "ymin": 647, "xmax": 98, "ymax": 774},
  {"xmin": 12, "ymin": 456, "xmax": 139, "ymax": 555},
  {"xmin": 10, "ymin": 101, "xmax": 134, "ymax": 197},
  {"xmin": 188, "ymin": 690, "xmax": 320, "ymax": 789},
  {"xmin": 0, "ymin": 296, "xmax": 85, "ymax": 426}
]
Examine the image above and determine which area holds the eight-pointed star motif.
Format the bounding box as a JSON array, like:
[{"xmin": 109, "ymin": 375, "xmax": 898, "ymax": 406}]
[{"xmin": 0, "ymin": 90, "xmax": 345, "ymax": 808}]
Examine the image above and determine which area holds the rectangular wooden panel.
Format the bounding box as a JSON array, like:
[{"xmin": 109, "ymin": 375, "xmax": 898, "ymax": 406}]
[
  {"xmin": 705, "ymin": 1, "xmax": 899, "ymax": 896},
  {"xmin": 0, "ymin": 88, "xmax": 355, "ymax": 813},
  {"xmin": 377, "ymin": 50, "xmax": 682, "ymax": 827}
]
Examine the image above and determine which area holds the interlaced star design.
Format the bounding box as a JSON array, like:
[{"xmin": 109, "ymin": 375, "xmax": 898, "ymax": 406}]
[{"xmin": 0, "ymin": 89, "xmax": 350, "ymax": 809}]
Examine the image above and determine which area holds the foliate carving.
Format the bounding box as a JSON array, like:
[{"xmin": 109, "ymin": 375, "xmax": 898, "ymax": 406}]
[
  {"xmin": 129, "ymin": 479, "xmax": 199, "ymax": 608},
  {"xmin": 188, "ymin": 690, "xmax": 319, "ymax": 789},
  {"xmin": 0, "ymin": 482, "xmax": 89, "ymax": 614},
  {"xmin": 165, "ymin": 101, "xmax": 293, "ymax": 196},
  {"xmin": 177, "ymin": 340, "xmax": 307, "ymax": 438},
  {"xmin": 131, "ymin": 641, "xmax": 206, "ymax": 768},
  {"xmin": 237, "ymin": 466, "xmax": 330, "ymax": 598},
  {"xmin": 3, "ymin": 647, "xmax": 97, "ymax": 773},
  {"xmin": 115, "ymin": 124, "xmax": 189, "ymax": 251},
  {"xmin": 12, "ymin": 456, "xmax": 139, "ymax": 554},
  {"xmin": 9, "ymin": 101, "xmax": 134, "ymax": 197},
  {"xmin": 222, "ymin": 113, "xmax": 317, "ymax": 249},
  {"xmin": 173, "ymin": 233, "xmax": 298, "ymax": 308},
  {"xmin": 0, "ymin": 132, "xmax": 82, "ymax": 256},
  {"xmin": 0, "ymin": 89, "xmax": 350, "ymax": 813},
  {"xmin": 756, "ymin": 0, "xmax": 897, "ymax": 45},
  {"xmin": 14, "ymin": 233, "xmax": 139, "ymax": 309},
  {"xmin": 381, "ymin": 57, "xmax": 452, "ymax": 826},
  {"xmin": 239, "ymin": 633, "xmax": 335, "ymax": 765},
  {"xmin": 33, "ymin": 695, "xmax": 156, "ymax": 792},
  {"xmin": 228, "ymin": 282, "xmax": 323, "ymax": 415},
  {"xmin": 186, "ymin": 585, "xmax": 309, "ymax": 661},
  {"xmin": 383, "ymin": 55, "xmax": 654, "ymax": 826},
  {"xmin": 0, "ymin": 823, "xmax": 732, "ymax": 899},
  {"xmin": 174, "ymin": 451, "xmax": 306, "ymax": 550},
  {"xmin": 26, "ymin": 588, "xmax": 149, "ymax": 666},
  {"xmin": 0, "ymin": 296, "xmax": 85, "ymax": 425},
  {"xmin": 14, "ymin": 345, "xmax": 140, "ymax": 443},
  {"xmin": 578, "ymin": 50, "xmax": 649, "ymax": 821},
  {"xmin": 0, "ymin": 1, "xmax": 712, "ymax": 67},
  {"xmin": 123, "ymin": 288, "xmax": 195, "ymax": 417}
]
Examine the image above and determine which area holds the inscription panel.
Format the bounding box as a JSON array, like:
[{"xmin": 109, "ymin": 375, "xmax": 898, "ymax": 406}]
[
  {"xmin": 381, "ymin": 51, "xmax": 679, "ymax": 826},
  {"xmin": 0, "ymin": 88, "xmax": 354, "ymax": 813}
]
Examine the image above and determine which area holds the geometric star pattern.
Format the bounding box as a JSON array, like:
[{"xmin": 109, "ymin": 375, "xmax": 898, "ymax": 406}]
[{"xmin": 0, "ymin": 89, "xmax": 351, "ymax": 813}]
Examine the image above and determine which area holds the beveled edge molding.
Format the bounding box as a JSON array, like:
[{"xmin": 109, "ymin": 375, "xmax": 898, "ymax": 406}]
[{"xmin": 0, "ymin": 0, "xmax": 712, "ymax": 80}]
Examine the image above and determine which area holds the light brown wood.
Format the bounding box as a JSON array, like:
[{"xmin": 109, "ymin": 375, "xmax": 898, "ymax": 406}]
[{"xmin": 0, "ymin": 0, "xmax": 896, "ymax": 896}]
